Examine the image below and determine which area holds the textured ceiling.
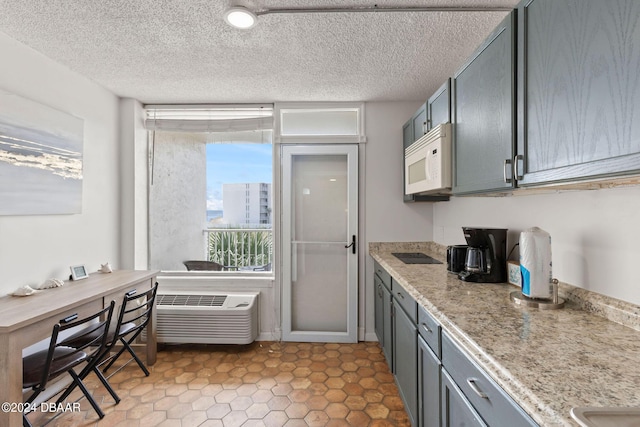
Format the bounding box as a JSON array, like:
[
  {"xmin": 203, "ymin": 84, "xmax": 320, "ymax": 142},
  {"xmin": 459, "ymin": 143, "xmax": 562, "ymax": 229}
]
[{"xmin": 0, "ymin": 0, "xmax": 519, "ymax": 104}]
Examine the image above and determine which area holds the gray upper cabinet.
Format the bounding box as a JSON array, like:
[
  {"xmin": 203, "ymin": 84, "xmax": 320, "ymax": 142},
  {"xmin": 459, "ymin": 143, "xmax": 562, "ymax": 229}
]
[
  {"xmin": 403, "ymin": 101, "xmax": 450, "ymax": 202},
  {"xmin": 517, "ymin": 0, "xmax": 640, "ymax": 185},
  {"xmin": 413, "ymin": 103, "xmax": 428, "ymax": 142},
  {"xmin": 428, "ymin": 79, "xmax": 451, "ymax": 132},
  {"xmin": 453, "ymin": 12, "xmax": 516, "ymax": 195}
]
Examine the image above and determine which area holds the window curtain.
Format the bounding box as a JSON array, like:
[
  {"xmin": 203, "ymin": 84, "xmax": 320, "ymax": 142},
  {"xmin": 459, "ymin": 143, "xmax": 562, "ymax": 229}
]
[{"xmin": 145, "ymin": 105, "xmax": 274, "ymax": 133}]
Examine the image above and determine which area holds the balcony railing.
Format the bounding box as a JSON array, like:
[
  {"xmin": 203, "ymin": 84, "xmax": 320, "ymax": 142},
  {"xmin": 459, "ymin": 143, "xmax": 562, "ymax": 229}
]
[{"xmin": 204, "ymin": 228, "xmax": 273, "ymax": 271}]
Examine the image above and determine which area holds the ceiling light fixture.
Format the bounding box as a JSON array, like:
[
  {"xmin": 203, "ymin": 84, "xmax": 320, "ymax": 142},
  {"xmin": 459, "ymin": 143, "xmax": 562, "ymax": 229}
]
[
  {"xmin": 224, "ymin": 6, "xmax": 257, "ymax": 29},
  {"xmin": 223, "ymin": 4, "xmax": 513, "ymax": 29}
]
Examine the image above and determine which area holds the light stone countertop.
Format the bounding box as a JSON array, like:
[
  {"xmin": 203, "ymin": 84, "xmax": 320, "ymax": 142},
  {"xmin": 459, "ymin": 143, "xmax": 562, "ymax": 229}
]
[{"xmin": 369, "ymin": 242, "xmax": 640, "ymax": 427}]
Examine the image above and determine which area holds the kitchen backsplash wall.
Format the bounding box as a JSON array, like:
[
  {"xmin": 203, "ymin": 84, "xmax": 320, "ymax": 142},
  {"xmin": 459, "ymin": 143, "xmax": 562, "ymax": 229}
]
[{"xmin": 433, "ymin": 185, "xmax": 640, "ymax": 305}]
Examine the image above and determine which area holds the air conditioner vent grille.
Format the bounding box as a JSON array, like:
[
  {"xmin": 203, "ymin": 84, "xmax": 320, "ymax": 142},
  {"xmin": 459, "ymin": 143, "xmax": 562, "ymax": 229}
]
[
  {"xmin": 154, "ymin": 292, "xmax": 259, "ymax": 345},
  {"xmin": 157, "ymin": 294, "xmax": 227, "ymax": 307}
]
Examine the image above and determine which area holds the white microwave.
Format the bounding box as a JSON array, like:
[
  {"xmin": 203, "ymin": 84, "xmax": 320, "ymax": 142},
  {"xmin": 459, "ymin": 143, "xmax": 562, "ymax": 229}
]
[{"xmin": 405, "ymin": 123, "xmax": 452, "ymax": 195}]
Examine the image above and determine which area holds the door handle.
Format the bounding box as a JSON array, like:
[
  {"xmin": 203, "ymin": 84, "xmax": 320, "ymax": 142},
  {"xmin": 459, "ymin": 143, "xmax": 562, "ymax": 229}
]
[
  {"xmin": 345, "ymin": 235, "xmax": 356, "ymax": 254},
  {"xmin": 503, "ymin": 158, "xmax": 512, "ymax": 184},
  {"xmin": 513, "ymin": 154, "xmax": 524, "ymax": 180}
]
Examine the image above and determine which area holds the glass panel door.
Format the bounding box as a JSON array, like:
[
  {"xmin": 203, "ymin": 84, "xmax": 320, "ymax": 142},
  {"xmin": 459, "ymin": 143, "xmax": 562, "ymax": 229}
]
[{"xmin": 282, "ymin": 145, "xmax": 358, "ymax": 342}]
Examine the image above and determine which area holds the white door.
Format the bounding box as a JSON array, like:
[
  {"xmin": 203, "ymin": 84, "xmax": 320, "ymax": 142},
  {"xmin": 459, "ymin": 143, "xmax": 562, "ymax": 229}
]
[{"xmin": 282, "ymin": 144, "xmax": 358, "ymax": 343}]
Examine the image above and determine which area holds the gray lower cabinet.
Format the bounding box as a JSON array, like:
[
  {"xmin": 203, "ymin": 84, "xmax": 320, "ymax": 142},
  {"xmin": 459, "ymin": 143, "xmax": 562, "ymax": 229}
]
[
  {"xmin": 373, "ymin": 262, "xmax": 537, "ymax": 427},
  {"xmin": 516, "ymin": 0, "xmax": 640, "ymax": 186},
  {"xmin": 441, "ymin": 369, "xmax": 487, "ymax": 427},
  {"xmin": 418, "ymin": 335, "xmax": 441, "ymax": 427},
  {"xmin": 452, "ymin": 11, "xmax": 516, "ymax": 195},
  {"xmin": 393, "ymin": 298, "xmax": 418, "ymax": 426},
  {"xmin": 442, "ymin": 332, "xmax": 537, "ymax": 427},
  {"xmin": 374, "ymin": 262, "xmax": 393, "ymax": 367},
  {"xmin": 374, "ymin": 275, "xmax": 385, "ymax": 346}
]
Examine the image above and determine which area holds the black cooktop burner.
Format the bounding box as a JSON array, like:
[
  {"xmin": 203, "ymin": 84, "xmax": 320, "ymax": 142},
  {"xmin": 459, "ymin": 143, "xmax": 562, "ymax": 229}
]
[{"xmin": 392, "ymin": 252, "xmax": 443, "ymax": 265}]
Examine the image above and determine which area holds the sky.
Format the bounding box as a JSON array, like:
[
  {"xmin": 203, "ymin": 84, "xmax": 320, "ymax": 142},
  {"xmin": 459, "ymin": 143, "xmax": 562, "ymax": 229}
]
[{"xmin": 206, "ymin": 143, "xmax": 272, "ymax": 210}]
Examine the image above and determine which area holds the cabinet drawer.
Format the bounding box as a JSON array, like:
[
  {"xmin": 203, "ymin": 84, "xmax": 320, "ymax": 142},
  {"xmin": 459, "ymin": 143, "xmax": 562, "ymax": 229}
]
[
  {"xmin": 59, "ymin": 299, "xmax": 104, "ymax": 324},
  {"xmin": 442, "ymin": 332, "xmax": 537, "ymax": 427},
  {"xmin": 392, "ymin": 281, "xmax": 417, "ymax": 323},
  {"xmin": 104, "ymin": 280, "xmax": 152, "ymax": 312},
  {"xmin": 418, "ymin": 305, "xmax": 441, "ymax": 358},
  {"xmin": 374, "ymin": 261, "xmax": 392, "ymax": 291},
  {"xmin": 441, "ymin": 369, "xmax": 487, "ymax": 427}
]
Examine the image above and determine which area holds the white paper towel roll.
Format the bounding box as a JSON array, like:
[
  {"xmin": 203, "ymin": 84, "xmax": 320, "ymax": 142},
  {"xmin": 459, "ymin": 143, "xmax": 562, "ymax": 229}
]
[{"xmin": 520, "ymin": 227, "xmax": 552, "ymax": 299}]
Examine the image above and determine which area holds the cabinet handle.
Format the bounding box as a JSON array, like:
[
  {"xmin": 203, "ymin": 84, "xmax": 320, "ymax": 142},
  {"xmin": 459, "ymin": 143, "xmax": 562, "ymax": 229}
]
[
  {"xmin": 503, "ymin": 158, "xmax": 512, "ymax": 184},
  {"xmin": 60, "ymin": 313, "xmax": 78, "ymax": 324},
  {"xmin": 420, "ymin": 322, "xmax": 432, "ymax": 334},
  {"xmin": 513, "ymin": 154, "xmax": 524, "ymax": 180},
  {"xmin": 396, "ymin": 292, "xmax": 405, "ymax": 300},
  {"xmin": 466, "ymin": 378, "xmax": 489, "ymax": 399}
]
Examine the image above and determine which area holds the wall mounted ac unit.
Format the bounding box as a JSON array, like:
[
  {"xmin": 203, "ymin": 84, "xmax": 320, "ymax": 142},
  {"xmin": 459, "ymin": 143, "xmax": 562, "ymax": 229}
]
[{"xmin": 155, "ymin": 291, "xmax": 259, "ymax": 345}]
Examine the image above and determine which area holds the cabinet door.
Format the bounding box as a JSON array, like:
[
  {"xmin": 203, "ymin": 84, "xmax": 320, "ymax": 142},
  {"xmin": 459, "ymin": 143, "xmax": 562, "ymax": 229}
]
[
  {"xmin": 374, "ymin": 276, "xmax": 384, "ymax": 346},
  {"xmin": 428, "ymin": 79, "xmax": 451, "ymax": 131},
  {"xmin": 382, "ymin": 284, "xmax": 393, "ymax": 367},
  {"xmin": 394, "ymin": 302, "xmax": 418, "ymax": 426},
  {"xmin": 441, "ymin": 369, "xmax": 487, "ymax": 427},
  {"xmin": 413, "ymin": 103, "xmax": 428, "ymax": 142},
  {"xmin": 452, "ymin": 12, "xmax": 516, "ymax": 195},
  {"xmin": 403, "ymin": 119, "xmax": 414, "ymax": 150},
  {"xmin": 418, "ymin": 335, "xmax": 441, "ymax": 427},
  {"xmin": 517, "ymin": 0, "xmax": 640, "ymax": 185}
]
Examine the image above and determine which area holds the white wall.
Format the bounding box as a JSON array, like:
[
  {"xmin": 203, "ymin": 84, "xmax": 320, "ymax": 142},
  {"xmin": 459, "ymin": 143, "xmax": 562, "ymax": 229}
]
[
  {"xmin": 119, "ymin": 98, "xmax": 148, "ymax": 270},
  {"xmin": 433, "ymin": 186, "xmax": 640, "ymax": 305},
  {"xmin": 364, "ymin": 102, "xmax": 435, "ymax": 244},
  {"xmin": 363, "ymin": 101, "xmax": 436, "ymax": 339},
  {"xmin": 0, "ymin": 31, "xmax": 121, "ymax": 295}
]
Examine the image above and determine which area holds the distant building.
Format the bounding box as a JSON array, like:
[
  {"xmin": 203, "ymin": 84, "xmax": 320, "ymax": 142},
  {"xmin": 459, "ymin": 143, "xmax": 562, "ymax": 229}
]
[{"xmin": 222, "ymin": 183, "xmax": 271, "ymax": 226}]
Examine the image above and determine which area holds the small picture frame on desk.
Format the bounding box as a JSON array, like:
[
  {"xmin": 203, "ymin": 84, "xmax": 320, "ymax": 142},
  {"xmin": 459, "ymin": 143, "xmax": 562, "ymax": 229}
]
[{"xmin": 70, "ymin": 264, "xmax": 89, "ymax": 281}]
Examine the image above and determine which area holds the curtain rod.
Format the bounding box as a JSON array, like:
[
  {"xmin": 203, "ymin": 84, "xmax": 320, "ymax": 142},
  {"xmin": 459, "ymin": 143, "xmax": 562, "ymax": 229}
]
[{"xmin": 255, "ymin": 6, "xmax": 514, "ymax": 16}]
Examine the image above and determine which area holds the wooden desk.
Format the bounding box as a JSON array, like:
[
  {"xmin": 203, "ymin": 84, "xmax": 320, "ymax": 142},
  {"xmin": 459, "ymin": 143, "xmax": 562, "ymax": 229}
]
[{"xmin": 0, "ymin": 269, "xmax": 158, "ymax": 427}]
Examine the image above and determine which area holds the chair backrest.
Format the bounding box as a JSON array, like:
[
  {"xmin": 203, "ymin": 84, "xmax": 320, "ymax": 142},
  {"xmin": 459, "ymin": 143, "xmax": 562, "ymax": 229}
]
[
  {"xmin": 36, "ymin": 301, "xmax": 115, "ymax": 389},
  {"xmin": 114, "ymin": 282, "xmax": 159, "ymax": 340},
  {"xmin": 184, "ymin": 260, "xmax": 224, "ymax": 271}
]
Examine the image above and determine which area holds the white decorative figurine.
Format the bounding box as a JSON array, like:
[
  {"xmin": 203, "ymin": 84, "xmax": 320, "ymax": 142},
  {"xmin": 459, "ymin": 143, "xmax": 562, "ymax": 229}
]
[{"xmin": 99, "ymin": 262, "xmax": 113, "ymax": 273}]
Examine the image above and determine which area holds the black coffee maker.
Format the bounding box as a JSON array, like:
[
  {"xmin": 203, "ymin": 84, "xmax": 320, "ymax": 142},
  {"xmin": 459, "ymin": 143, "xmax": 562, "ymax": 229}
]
[{"xmin": 458, "ymin": 227, "xmax": 508, "ymax": 283}]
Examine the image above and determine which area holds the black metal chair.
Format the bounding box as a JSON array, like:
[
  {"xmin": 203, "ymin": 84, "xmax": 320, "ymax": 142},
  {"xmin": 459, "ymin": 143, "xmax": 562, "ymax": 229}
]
[
  {"xmin": 99, "ymin": 283, "xmax": 159, "ymax": 376},
  {"xmin": 22, "ymin": 301, "xmax": 115, "ymax": 427},
  {"xmin": 60, "ymin": 281, "xmax": 159, "ymax": 388}
]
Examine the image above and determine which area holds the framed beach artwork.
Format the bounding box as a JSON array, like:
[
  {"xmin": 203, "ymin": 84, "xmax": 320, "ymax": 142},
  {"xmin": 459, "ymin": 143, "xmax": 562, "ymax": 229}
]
[{"xmin": 0, "ymin": 90, "xmax": 84, "ymax": 215}]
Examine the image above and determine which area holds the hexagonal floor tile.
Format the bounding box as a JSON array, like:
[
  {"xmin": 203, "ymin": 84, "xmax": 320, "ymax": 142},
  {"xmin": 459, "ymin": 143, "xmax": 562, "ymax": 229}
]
[{"xmin": 33, "ymin": 341, "xmax": 410, "ymax": 427}]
